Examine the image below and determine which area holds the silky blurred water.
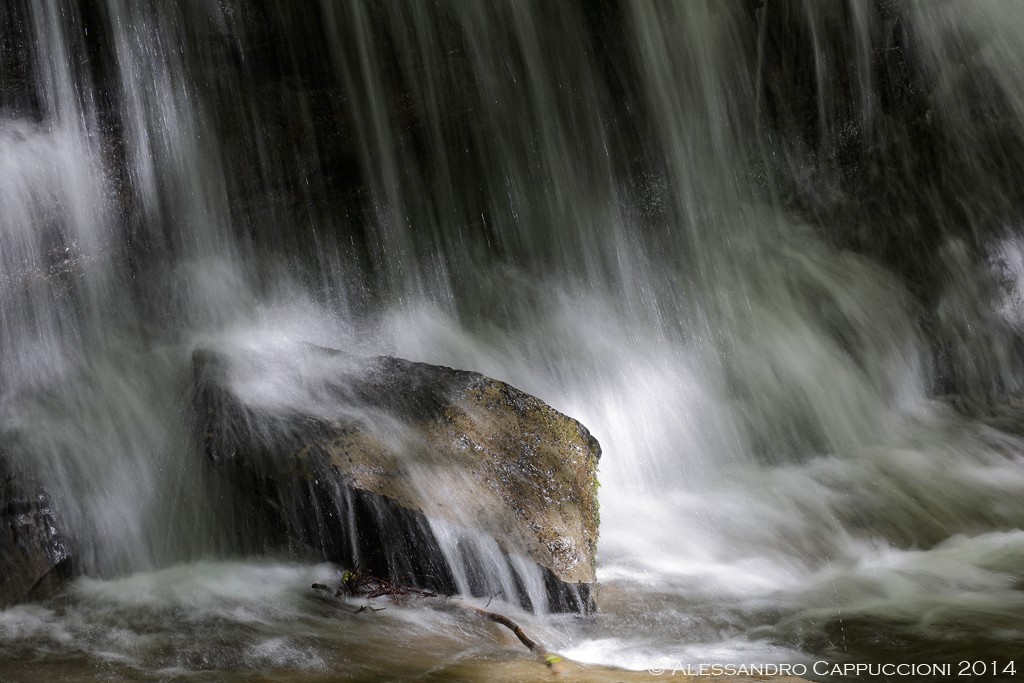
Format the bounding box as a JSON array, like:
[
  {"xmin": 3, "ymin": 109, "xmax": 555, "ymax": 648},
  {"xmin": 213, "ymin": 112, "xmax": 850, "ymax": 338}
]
[{"xmin": 2, "ymin": 1, "xmax": 1024, "ymax": 680}]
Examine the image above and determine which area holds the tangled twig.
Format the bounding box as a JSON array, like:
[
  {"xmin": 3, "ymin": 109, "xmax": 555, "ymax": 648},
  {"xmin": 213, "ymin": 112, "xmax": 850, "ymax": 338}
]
[{"xmin": 336, "ymin": 568, "xmax": 439, "ymax": 599}]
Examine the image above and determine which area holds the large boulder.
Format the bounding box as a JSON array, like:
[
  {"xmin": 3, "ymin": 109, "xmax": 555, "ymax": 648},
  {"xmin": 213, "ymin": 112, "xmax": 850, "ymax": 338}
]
[
  {"xmin": 0, "ymin": 451, "xmax": 74, "ymax": 607},
  {"xmin": 193, "ymin": 345, "xmax": 600, "ymax": 612}
]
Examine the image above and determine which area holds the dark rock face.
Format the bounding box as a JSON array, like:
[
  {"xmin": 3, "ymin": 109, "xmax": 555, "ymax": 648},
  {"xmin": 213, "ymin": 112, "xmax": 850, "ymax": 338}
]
[
  {"xmin": 0, "ymin": 453, "xmax": 74, "ymax": 607},
  {"xmin": 193, "ymin": 345, "xmax": 601, "ymax": 612}
]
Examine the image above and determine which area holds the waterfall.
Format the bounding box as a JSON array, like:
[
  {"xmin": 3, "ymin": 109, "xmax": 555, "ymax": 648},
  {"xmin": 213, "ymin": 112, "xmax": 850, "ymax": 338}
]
[{"xmin": 2, "ymin": 0, "xmax": 1024, "ymax": 678}]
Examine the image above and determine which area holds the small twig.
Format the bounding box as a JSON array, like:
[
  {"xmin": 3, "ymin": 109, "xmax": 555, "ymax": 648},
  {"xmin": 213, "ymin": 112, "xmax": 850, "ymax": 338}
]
[
  {"xmin": 317, "ymin": 570, "xmax": 563, "ymax": 673},
  {"xmin": 354, "ymin": 604, "xmax": 385, "ymax": 614},
  {"xmin": 467, "ymin": 606, "xmax": 563, "ymax": 673}
]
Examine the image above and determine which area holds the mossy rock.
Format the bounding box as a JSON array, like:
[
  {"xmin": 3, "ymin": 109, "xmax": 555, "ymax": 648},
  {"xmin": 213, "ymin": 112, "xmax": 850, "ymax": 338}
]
[{"xmin": 193, "ymin": 345, "xmax": 601, "ymax": 611}]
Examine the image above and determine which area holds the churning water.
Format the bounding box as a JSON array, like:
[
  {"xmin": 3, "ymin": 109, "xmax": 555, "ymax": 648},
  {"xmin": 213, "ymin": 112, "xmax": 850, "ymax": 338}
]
[{"xmin": 2, "ymin": 1, "xmax": 1024, "ymax": 680}]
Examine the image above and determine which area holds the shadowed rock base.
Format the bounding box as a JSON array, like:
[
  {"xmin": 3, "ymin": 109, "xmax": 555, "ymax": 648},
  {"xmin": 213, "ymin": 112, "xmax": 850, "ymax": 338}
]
[{"xmin": 0, "ymin": 453, "xmax": 74, "ymax": 607}]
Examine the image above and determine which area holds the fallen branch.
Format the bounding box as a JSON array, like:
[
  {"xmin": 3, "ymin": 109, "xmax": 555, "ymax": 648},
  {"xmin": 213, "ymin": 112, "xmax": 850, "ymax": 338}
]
[
  {"xmin": 467, "ymin": 605, "xmax": 564, "ymax": 673},
  {"xmin": 312, "ymin": 570, "xmax": 564, "ymax": 674}
]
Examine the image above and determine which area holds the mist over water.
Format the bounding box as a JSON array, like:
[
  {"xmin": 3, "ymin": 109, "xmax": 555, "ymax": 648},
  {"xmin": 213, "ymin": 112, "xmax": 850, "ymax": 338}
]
[{"xmin": 2, "ymin": 0, "xmax": 1024, "ymax": 679}]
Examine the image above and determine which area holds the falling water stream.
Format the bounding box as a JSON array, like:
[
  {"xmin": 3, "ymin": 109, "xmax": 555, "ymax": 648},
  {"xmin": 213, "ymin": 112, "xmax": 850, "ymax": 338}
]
[{"xmin": 2, "ymin": 1, "xmax": 1024, "ymax": 681}]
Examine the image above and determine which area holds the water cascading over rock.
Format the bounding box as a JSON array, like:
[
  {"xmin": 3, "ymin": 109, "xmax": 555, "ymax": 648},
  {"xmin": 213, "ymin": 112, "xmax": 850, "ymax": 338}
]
[
  {"xmin": 193, "ymin": 345, "xmax": 600, "ymax": 612},
  {"xmin": 2, "ymin": 0, "xmax": 1024, "ymax": 678}
]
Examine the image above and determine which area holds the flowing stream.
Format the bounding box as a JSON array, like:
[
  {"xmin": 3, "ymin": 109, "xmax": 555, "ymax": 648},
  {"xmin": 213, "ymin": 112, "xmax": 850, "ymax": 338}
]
[{"xmin": 2, "ymin": 1, "xmax": 1024, "ymax": 681}]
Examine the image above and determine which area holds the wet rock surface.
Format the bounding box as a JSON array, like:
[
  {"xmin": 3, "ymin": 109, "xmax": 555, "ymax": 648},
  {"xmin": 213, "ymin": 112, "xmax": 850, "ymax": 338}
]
[
  {"xmin": 193, "ymin": 345, "xmax": 601, "ymax": 612},
  {"xmin": 0, "ymin": 452, "xmax": 74, "ymax": 607}
]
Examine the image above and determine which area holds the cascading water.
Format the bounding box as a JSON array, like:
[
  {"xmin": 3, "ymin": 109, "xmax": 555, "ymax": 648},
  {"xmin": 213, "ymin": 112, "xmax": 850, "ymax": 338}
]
[{"xmin": 2, "ymin": 1, "xmax": 1024, "ymax": 680}]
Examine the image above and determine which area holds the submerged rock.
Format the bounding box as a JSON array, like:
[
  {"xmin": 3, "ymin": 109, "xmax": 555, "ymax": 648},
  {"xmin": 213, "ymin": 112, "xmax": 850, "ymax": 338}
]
[
  {"xmin": 0, "ymin": 452, "xmax": 74, "ymax": 606},
  {"xmin": 193, "ymin": 345, "xmax": 601, "ymax": 612}
]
